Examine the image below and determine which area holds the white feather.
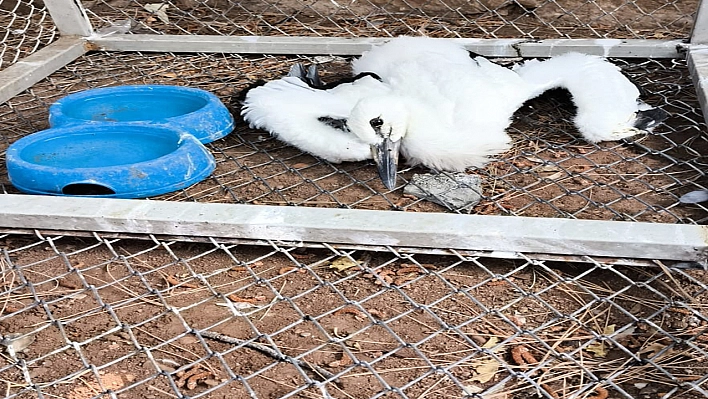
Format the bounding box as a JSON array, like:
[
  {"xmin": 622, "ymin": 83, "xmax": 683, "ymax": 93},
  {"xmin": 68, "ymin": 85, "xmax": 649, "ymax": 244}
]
[
  {"xmin": 241, "ymin": 36, "xmax": 665, "ymax": 175},
  {"xmin": 241, "ymin": 76, "xmax": 388, "ymax": 162},
  {"xmin": 350, "ymin": 37, "xmax": 525, "ymax": 170},
  {"xmin": 513, "ymin": 52, "xmax": 649, "ymax": 142}
]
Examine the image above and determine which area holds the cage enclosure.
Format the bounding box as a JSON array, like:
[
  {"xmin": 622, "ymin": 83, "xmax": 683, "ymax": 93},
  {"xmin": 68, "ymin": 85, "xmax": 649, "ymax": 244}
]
[{"xmin": 1, "ymin": 1, "xmax": 708, "ymax": 398}]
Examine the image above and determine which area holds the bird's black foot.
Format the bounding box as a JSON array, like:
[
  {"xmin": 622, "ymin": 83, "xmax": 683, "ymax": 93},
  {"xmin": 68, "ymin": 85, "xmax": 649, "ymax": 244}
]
[
  {"xmin": 634, "ymin": 108, "xmax": 669, "ymax": 131},
  {"xmin": 287, "ymin": 63, "xmax": 325, "ymax": 88}
]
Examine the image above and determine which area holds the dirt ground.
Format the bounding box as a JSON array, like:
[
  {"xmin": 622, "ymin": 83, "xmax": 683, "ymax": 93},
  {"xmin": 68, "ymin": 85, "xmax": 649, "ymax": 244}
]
[
  {"xmin": 1, "ymin": 1, "xmax": 708, "ymax": 399},
  {"xmin": 1, "ymin": 233, "xmax": 707, "ymax": 399},
  {"xmin": 1, "ymin": 53, "xmax": 706, "ymax": 223},
  {"xmin": 1, "ymin": 2, "xmax": 706, "ymax": 223}
]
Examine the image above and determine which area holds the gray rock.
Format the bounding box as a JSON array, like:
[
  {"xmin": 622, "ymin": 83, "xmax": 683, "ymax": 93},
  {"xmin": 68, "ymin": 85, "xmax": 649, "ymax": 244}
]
[{"xmin": 403, "ymin": 172, "xmax": 483, "ymax": 212}]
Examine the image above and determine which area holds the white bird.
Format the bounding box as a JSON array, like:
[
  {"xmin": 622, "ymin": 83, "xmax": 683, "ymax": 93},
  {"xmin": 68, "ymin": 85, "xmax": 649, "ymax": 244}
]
[
  {"xmin": 241, "ymin": 36, "xmax": 667, "ymax": 189},
  {"xmin": 241, "ymin": 69, "xmax": 389, "ymax": 163}
]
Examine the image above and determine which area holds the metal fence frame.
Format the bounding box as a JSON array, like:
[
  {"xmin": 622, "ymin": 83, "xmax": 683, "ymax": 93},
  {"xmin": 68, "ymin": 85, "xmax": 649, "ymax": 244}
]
[{"xmin": 0, "ymin": 0, "xmax": 707, "ymax": 265}]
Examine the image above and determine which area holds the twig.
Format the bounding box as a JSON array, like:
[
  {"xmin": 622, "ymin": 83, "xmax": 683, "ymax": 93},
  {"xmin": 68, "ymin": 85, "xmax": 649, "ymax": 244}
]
[
  {"xmin": 199, "ymin": 330, "xmax": 340, "ymax": 384},
  {"xmin": 653, "ymin": 260, "xmax": 694, "ymax": 302}
]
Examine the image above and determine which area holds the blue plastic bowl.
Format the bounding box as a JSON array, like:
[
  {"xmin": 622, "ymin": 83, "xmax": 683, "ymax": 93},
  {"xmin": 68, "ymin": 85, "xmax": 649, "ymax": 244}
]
[
  {"xmin": 49, "ymin": 85, "xmax": 234, "ymax": 144},
  {"xmin": 6, "ymin": 124, "xmax": 216, "ymax": 198}
]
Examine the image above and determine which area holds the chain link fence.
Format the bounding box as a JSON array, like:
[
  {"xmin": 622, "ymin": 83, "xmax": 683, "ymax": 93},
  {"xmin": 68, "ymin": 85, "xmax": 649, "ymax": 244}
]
[
  {"xmin": 80, "ymin": 0, "xmax": 698, "ymax": 39},
  {"xmin": 1, "ymin": 1, "xmax": 708, "ymax": 399},
  {"xmin": 1, "ymin": 51, "xmax": 706, "ymax": 221},
  {"xmin": 1, "ymin": 230, "xmax": 707, "ymax": 399},
  {"xmin": 0, "ymin": 0, "xmax": 56, "ymax": 70}
]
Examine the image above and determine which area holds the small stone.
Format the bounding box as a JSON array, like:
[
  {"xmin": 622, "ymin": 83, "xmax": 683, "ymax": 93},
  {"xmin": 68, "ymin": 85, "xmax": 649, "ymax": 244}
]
[
  {"xmin": 178, "ymin": 336, "xmax": 199, "ymax": 345},
  {"xmin": 680, "ymin": 190, "xmax": 708, "ymax": 204},
  {"xmin": 124, "ymin": 373, "xmax": 136, "ymax": 382},
  {"xmin": 158, "ymin": 364, "xmax": 176, "ymax": 373},
  {"xmin": 203, "ymin": 378, "xmax": 220, "ymax": 387},
  {"xmin": 403, "ymin": 172, "xmax": 483, "ymax": 212},
  {"xmin": 29, "ymin": 367, "xmax": 48, "ymax": 378}
]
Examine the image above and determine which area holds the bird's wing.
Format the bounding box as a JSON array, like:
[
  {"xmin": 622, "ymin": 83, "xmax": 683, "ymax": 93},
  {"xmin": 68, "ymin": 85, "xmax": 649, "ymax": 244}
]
[
  {"xmin": 513, "ymin": 53, "xmax": 666, "ymax": 142},
  {"xmin": 353, "ymin": 36, "xmax": 475, "ymax": 80},
  {"xmin": 241, "ymin": 76, "xmax": 388, "ymax": 163},
  {"xmin": 351, "ymin": 38, "xmax": 527, "ymax": 171}
]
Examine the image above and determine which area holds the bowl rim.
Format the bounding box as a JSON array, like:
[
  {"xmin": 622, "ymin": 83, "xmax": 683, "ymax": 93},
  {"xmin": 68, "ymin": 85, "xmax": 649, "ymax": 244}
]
[
  {"xmin": 48, "ymin": 84, "xmax": 235, "ymax": 144},
  {"xmin": 50, "ymin": 85, "xmax": 216, "ymax": 117},
  {"xmin": 6, "ymin": 123, "xmax": 206, "ymax": 172}
]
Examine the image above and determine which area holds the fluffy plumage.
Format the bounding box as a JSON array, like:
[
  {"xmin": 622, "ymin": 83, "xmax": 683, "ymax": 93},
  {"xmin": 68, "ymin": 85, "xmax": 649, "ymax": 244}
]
[
  {"xmin": 512, "ymin": 53, "xmax": 667, "ymax": 142},
  {"xmin": 240, "ymin": 36, "xmax": 668, "ymax": 188},
  {"xmin": 349, "ymin": 37, "xmax": 527, "ymax": 172},
  {"xmin": 241, "ymin": 74, "xmax": 388, "ymax": 163}
]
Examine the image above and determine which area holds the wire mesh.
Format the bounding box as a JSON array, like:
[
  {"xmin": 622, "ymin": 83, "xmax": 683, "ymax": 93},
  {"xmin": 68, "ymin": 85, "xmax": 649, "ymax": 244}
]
[
  {"xmin": 1, "ymin": 230, "xmax": 707, "ymax": 399},
  {"xmin": 0, "ymin": 0, "xmax": 57, "ymax": 70},
  {"xmin": 0, "ymin": 51, "xmax": 706, "ymax": 222},
  {"xmin": 2, "ymin": 2, "xmax": 708, "ymax": 398},
  {"xmin": 81, "ymin": 0, "xmax": 699, "ymax": 39}
]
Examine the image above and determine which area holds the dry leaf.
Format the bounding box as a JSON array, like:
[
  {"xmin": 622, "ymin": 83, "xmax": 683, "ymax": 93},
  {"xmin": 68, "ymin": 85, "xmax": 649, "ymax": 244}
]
[
  {"xmin": 462, "ymin": 384, "xmax": 483, "ymax": 395},
  {"xmin": 613, "ymin": 326, "xmax": 636, "ymax": 341},
  {"xmin": 585, "ymin": 342, "xmax": 607, "ymax": 358},
  {"xmin": 586, "ymin": 324, "xmax": 615, "ymax": 358},
  {"xmin": 638, "ymin": 341, "xmax": 674, "ymax": 360},
  {"xmin": 2, "ymin": 332, "xmax": 36, "ymax": 355},
  {"xmin": 464, "ymin": 382, "xmax": 509, "ymax": 399},
  {"xmin": 482, "ymin": 336, "xmax": 499, "ymax": 349},
  {"xmin": 470, "ymin": 336, "xmax": 501, "ymax": 383},
  {"xmin": 544, "ymin": 171, "xmax": 565, "ymax": 180},
  {"xmin": 472, "ymin": 357, "xmax": 500, "ymax": 383},
  {"xmin": 328, "ymin": 257, "xmax": 358, "ymax": 272},
  {"xmin": 143, "ymin": 3, "xmax": 170, "ymax": 24}
]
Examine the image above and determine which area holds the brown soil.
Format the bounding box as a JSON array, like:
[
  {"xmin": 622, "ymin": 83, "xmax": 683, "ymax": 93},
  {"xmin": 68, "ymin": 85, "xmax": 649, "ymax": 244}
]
[
  {"xmin": 1, "ymin": 2, "xmax": 707, "ymax": 399},
  {"xmin": 1, "ymin": 53, "xmax": 706, "ymax": 223},
  {"xmin": 1, "ymin": 233, "xmax": 707, "ymax": 399}
]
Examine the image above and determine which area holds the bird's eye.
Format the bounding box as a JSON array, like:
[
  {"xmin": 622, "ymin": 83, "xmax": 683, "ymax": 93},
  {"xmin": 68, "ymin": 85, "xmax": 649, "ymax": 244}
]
[{"xmin": 369, "ymin": 117, "xmax": 384, "ymax": 128}]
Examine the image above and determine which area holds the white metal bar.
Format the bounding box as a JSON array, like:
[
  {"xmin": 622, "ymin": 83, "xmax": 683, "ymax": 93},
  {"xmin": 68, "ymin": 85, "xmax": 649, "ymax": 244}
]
[
  {"xmin": 687, "ymin": 47, "xmax": 708, "ymax": 124},
  {"xmin": 0, "ymin": 227, "xmax": 662, "ymax": 267},
  {"xmin": 44, "ymin": 0, "xmax": 93, "ymax": 37},
  {"xmin": 692, "ymin": 0, "xmax": 708, "ymax": 45},
  {"xmin": 0, "ymin": 37, "xmax": 87, "ymax": 105},
  {"xmin": 0, "ymin": 194, "xmax": 705, "ymax": 263},
  {"xmin": 88, "ymin": 35, "xmax": 687, "ymax": 58}
]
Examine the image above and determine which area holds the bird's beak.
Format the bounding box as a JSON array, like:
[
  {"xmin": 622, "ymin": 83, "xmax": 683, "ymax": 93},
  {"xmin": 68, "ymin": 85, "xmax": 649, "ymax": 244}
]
[{"xmin": 371, "ymin": 138, "xmax": 401, "ymax": 190}]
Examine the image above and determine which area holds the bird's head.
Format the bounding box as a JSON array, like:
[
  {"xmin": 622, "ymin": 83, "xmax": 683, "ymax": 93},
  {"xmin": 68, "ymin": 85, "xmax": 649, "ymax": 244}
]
[{"xmin": 349, "ymin": 97, "xmax": 408, "ymax": 190}]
